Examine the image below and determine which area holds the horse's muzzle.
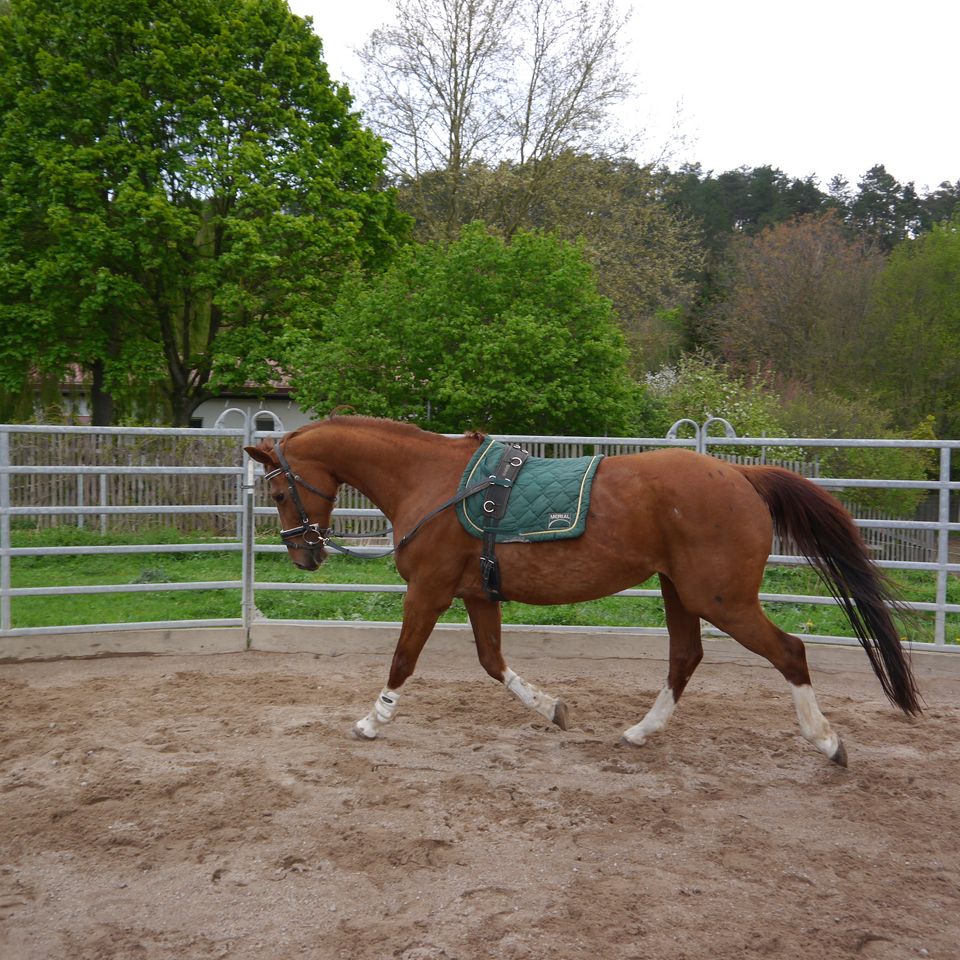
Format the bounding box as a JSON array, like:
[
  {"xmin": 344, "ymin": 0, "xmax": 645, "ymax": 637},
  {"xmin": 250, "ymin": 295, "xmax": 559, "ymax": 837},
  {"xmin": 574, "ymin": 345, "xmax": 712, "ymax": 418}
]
[
  {"xmin": 290, "ymin": 545, "xmax": 324, "ymax": 571},
  {"xmin": 280, "ymin": 522, "xmax": 328, "ymax": 571}
]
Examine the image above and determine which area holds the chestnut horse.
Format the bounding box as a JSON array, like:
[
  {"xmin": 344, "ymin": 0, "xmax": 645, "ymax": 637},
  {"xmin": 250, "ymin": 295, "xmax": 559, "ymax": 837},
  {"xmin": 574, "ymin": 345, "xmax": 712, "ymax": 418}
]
[{"xmin": 245, "ymin": 416, "xmax": 920, "ymax": 766}]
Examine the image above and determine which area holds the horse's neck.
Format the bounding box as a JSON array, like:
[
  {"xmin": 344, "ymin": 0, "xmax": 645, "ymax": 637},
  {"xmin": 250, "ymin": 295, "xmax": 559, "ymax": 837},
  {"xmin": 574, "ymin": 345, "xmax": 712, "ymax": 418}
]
[{"xmin": 305, "ymin": 423, "xmax": 452, "ymax": 520}]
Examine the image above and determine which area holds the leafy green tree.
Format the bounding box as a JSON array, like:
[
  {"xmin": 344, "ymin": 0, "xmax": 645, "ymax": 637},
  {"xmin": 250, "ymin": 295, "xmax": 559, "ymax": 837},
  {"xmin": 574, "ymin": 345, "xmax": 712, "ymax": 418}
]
[
  {"xmin": 399, "ymin": 155, "xmax": 703, "ymax": 370},
  {"xmin": 644, "ymin": 353, "xmax": 785, "ymax": 439},
  {"xmin": 703, "ymin": 212, "xmax": 885, "ymax": 387},
  {"xmin": 663, "ymin": 164, "xmax": 830, "ymax": 252},
  {"xmin": 849, "ymin": 164, "xmax": 923, "ymax": 251},
  {"xmin": 864, "ymin": 217, "xmax": 960, "ymax": 438},
  {"xmin": 289, "ymin": 223, "xmax": 649, "ymax": 435},
  {"xmin": 0, "ymin": 0, "xmax": 408, "ymax": 424},
  {"xmin": 919, "ymin": 180, "xmax": 960, "ymax": 230},
  {"xmin": 779, "ymin": 390, "xmax": 932, "ymax": 515}
]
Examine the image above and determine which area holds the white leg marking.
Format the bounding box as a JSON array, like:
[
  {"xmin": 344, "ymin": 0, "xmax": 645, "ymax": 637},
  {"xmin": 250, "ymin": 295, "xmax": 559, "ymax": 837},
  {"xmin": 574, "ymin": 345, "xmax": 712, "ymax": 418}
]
[
  {"xmin": 790, "ymin": 683, "xmax": 840, "ymax": 758},
  {"xmin": 353, "ymin": 687, "xmax": 400, "ymax": 740},
  {"xmin": 621, "ymin": 686, "xmax": 676, "ymax": 746},
  {"xmin": 502, "ymin": 668, "xmax": 561, "ymax": 722}
]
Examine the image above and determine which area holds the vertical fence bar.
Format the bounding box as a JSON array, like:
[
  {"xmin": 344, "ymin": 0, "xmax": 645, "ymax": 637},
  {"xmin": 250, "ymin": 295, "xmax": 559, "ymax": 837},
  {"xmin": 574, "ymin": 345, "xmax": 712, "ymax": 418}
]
[
  {"xmin": 76, "ymin": 473, "xmax": 85, "ymax": 529},
  {"xmin": 934, "ymin": 445, "xmax": 951, "ymax": 648},
  {"xmin": 99, "ymin": 473, "xmax": 108, "ymax": 535},
  {"xmin": 0, "ymin": 431, "xmax": 10, "ymax": 633},
  {"xmin": 240, "ymin": 416, "xmax": 256, "ymax": 645},
  {"xmin": 235, "ymin": 469, "xmax": 243, "ymax": 541}
]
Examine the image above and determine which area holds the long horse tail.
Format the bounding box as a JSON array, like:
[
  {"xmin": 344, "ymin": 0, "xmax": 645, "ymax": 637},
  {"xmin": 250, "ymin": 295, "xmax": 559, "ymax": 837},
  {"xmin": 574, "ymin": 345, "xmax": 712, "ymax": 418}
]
[{"xmin": 736, "ymin": 465, "xmax": 922, "ymax": 715}]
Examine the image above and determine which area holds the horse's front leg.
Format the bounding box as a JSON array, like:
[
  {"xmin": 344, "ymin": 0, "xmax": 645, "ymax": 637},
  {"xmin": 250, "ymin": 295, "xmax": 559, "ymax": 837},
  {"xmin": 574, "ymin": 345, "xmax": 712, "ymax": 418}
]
[
  {"xmin": 353, "ymin": 585, "xmax": 449, "ymax": 740},
  {"xmin": 464, "ymin": 596, "xmax": 569, "ymax": 729}
]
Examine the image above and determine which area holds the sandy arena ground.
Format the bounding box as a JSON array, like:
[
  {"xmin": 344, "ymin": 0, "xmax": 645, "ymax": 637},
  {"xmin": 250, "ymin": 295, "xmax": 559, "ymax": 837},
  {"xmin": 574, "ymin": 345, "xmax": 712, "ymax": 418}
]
[{"xmin": 1, "ymin": 628, "xmax": 959, "ymax": 960}]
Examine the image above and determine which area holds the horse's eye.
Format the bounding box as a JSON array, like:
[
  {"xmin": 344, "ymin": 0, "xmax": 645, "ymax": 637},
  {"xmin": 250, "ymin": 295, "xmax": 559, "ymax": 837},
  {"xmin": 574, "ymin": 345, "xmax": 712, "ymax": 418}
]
[{"xmin": 272, "ymin": 493, "xmax": 285, "ymax": 504}]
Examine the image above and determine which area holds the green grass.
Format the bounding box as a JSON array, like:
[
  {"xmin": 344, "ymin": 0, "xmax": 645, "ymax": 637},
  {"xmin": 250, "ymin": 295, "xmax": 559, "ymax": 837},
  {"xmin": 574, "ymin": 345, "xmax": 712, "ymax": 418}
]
[{"xmin": 6, "ymin": 526, "xmax": 958, "ymax": 642}]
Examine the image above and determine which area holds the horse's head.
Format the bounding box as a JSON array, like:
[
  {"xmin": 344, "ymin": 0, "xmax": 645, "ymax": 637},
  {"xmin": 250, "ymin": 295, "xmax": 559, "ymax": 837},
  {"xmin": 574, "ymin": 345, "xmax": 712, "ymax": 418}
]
[{"xmin": 244, "ymin": 437, "xmax": 339, "ymax": 572}]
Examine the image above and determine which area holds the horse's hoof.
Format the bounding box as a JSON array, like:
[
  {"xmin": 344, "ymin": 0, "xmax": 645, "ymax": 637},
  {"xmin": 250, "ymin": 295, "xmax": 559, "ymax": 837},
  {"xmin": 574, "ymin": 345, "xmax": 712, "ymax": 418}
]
[
  {"xmin": 830, "ymin": 738, "xmax": 848, "ymax": 767},
  {"xmin": 552, "ymin": 700, "xmax": 570, "ymax": 730},
  {"xmin": 618, "ymin": 734, "xmax": 644, "ymax": 748},
  {"xmin": 352, "ymin": 720, "xmax": 377, "ymax": 741}
]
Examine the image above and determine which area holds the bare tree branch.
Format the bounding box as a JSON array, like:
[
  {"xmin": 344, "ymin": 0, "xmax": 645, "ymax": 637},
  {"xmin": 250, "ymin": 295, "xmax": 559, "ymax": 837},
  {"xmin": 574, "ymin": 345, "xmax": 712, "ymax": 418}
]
[{"xmin": 358, "ymin": 0, "xmax": 634, "ymax": 184}]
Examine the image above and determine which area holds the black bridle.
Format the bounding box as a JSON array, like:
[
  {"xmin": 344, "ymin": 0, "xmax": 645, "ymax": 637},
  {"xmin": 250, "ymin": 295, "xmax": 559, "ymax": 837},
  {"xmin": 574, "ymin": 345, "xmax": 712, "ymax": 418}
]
[
  {"xmin": 264, "ymin": 440, "xmax": 400, "ymax": 559},
  {"xmin": 264, "ymin": 441, "xmax": 339, "ymax": 554}
]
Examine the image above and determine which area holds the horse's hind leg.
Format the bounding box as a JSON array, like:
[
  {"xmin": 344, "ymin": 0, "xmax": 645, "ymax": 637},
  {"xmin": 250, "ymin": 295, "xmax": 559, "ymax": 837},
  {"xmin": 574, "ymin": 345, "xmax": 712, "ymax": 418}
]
[
  {"xmin": 621, "ymin": 574, "xmax": 703, "ymax": 747},
  {"xmin": 464, "ymin": 596, "xmax": 569, "ymax": 729},
  {"xmin": 711, "ymin": 602, "xmax": 846, "ymax": 766}
]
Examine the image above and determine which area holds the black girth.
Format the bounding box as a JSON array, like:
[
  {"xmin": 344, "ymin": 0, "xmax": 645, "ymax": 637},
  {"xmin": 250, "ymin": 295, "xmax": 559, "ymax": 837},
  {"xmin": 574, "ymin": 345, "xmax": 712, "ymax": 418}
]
[{"xmin": 478, "ymin": 445, "xmax": 530, "ymax": 600}]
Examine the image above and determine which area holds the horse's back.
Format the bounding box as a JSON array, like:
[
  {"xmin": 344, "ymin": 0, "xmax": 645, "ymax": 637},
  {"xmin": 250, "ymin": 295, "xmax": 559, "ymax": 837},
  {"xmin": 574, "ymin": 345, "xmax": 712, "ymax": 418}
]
[
  {"xmin": 491, "ymin": 447, "xmax": 774, "ymax": 605},
  {"xmin": 594, "ymin": 447, "xmax": 770, "ymax": 529}
]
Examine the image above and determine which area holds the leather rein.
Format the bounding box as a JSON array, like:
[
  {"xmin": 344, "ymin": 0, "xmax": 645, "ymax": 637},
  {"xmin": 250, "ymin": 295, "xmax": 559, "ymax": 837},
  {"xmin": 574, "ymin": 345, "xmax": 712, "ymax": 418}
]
[{"xmin": 263, "ymin": 440, "xmax": 505, "ymax": 561}]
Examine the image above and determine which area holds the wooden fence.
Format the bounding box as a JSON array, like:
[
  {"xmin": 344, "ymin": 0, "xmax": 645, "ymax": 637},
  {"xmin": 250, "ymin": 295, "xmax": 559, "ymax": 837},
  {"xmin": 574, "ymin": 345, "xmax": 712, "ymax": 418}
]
[{"xmin": 9, "ymin": 431, "xmax": 393, "ymax": 540}]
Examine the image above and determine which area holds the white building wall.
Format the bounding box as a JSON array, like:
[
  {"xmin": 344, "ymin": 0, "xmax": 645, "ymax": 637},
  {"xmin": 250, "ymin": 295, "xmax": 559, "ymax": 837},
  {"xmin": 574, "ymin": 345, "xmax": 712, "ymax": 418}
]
[{"xmin": 190, "ymin": 397, "xmax": 314, "ymax": 433}]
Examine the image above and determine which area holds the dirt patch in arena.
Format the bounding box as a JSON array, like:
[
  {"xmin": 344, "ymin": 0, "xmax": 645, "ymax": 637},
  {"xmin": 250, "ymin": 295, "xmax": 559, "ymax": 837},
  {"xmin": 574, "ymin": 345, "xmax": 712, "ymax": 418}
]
[{"xmin": 1, "ymin": 633, "xmax": 959, "ymax": 960}]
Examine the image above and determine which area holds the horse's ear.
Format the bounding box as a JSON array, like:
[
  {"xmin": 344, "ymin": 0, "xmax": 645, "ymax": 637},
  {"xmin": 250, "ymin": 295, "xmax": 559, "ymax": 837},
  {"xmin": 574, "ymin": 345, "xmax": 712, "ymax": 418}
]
[{"xmin": 244, "ymin": 446, "xmax": 274, "ymax": 466}]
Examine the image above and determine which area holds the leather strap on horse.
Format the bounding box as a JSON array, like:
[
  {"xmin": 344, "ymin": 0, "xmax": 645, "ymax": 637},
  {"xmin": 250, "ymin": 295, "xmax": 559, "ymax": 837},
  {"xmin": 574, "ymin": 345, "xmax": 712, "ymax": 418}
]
[
  {"xmin": 286, "ymin": 475, "xmax": 497, "ymax": 560},
  {"xmin": 301, "ymin": 472, "xmax": 513, "ymax": 560},
  {"xmin": 263, "ymin": 441, "xmax": 530, "ymax": 589},
  {"xmin": 479, "ymin": 445, "xmax": 530, "ymax": 601}
]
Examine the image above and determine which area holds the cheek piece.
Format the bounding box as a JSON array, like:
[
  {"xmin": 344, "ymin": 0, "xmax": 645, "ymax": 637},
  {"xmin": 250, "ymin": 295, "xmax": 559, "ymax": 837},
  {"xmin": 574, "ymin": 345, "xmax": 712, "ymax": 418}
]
[{"xmin": 263, "ymin": 442, "xmax": 337, "ymax": 555}]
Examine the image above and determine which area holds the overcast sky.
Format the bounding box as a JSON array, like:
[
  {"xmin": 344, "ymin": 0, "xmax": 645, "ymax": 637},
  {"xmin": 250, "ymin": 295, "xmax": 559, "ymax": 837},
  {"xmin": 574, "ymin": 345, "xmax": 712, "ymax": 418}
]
[{"xmin": 289, "ymin": 0, "xmax": 959, "ymax": 192}]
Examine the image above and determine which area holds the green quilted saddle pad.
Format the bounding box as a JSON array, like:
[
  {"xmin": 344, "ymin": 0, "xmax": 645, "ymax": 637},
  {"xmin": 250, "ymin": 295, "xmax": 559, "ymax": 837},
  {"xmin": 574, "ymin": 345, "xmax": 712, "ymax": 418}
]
[{"xmin": 457, "ymin": 438, "xmax": 604, "ymax": 542}]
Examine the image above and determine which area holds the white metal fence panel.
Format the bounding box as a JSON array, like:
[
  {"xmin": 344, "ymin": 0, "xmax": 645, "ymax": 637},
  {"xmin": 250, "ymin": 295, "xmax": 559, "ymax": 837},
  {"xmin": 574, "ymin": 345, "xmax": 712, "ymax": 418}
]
[{"xmin": 1, "ymin": 421, "xmax": 958, "ymax": 649}]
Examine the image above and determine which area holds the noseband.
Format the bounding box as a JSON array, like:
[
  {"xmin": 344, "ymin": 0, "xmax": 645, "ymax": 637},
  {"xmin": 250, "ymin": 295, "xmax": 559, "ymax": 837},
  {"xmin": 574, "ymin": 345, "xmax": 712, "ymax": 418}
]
[{"xmin": 264, "ymin": 441, "xmax": 337, "ymax": 554}]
